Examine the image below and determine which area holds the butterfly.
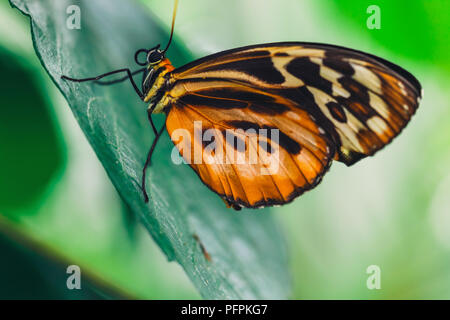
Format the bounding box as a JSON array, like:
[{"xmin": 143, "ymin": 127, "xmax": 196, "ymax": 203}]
[{"xmin": 62, "ymin": 1, "xmax": 422, "ymax": 210}]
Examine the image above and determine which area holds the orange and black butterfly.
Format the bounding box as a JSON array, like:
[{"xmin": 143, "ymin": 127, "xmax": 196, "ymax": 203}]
[{"xmin": 62, "ymin": 1, "xmax": 421, "ymax": 210}]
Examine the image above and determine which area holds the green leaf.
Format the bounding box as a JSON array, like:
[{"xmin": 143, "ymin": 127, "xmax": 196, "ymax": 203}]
[{"xmin": 10, "ymin": 0, "xmax": 290, "ymax": 299}]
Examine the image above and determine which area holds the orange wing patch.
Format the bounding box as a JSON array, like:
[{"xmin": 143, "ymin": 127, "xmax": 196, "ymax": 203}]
[{"xmin": 165, "ymin": 85, "xmax": 335, "ymax": 208}]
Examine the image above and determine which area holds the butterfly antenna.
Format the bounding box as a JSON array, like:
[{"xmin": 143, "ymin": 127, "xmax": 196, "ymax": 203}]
[{"xmin": 162, "ymin": 0, "xmax": 179, "ymax": 54}]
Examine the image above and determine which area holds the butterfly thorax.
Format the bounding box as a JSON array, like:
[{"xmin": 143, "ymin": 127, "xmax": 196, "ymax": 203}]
[{"xmin": 144, "ymin": 58, "xmax": 175, "ymax": 113}]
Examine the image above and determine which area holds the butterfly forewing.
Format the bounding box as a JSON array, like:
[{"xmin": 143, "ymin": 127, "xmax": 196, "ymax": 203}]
[{"xmin": 163, "ymin": 42, "xmax": 421, "ymax": 208}]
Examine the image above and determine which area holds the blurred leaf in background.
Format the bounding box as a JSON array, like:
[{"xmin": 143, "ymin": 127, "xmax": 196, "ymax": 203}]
[
  {"xmin": 0, "ymin": 49, "xmax": 63, "ymax": 214},
  {"xmin": 0, "ymin": 219, "xmax": 108, "ymax": 299}
]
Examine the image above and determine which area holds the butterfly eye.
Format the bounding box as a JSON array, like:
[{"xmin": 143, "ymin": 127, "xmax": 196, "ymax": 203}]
[{"xmin": 147, "ymin": 48, "xmax": 163, "ymax": 64}]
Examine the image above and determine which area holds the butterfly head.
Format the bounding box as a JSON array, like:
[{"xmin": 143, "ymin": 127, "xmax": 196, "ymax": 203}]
[
  {"xmin": 135, "ymin": 45, "xmax": 165, "ymax": 66},
  {"xmin": 146, "ymin": 45, "xmax": 165, "ymax": 65}
]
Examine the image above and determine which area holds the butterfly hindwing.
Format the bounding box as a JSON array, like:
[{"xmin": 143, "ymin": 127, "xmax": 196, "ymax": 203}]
[{"xmin": 165, "ymin": 80, "xmax": 335, "ymax": 208}]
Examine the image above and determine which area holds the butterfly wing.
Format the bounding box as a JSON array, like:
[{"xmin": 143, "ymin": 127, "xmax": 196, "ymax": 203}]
[
  {"xmin": 171, "ymin": 42, "xmax": 422, "ymax": 165},
  {"xmin": 163, "ymin": 42, "xmax": 421, "ymax": 208},
  {"xmin": 165, "ymin": 80, "xmax": 335, "ymax": 208}
]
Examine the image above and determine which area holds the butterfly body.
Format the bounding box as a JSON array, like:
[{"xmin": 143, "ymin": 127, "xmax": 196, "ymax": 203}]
[{"xmin": 143, "ymin": 58, "xmax": 174, "ymax": 113}]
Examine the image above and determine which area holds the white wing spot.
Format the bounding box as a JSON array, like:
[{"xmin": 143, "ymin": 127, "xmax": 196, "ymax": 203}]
[
  {"xmin": 309, "ymin": 57, "xmax": 350, "ymax": 98},
  {"xmin": 369, "ymin": 91, "xmax": 390, "ymax": 119},
  {"xmin": 349, "ymin": 63, "xmax": 382, "ymax": 94},
  {"xmin": 271, "ymin": 56, "xmax": 304, "ymax": 87},
  {"xmin": 398, "ymin": 81, "xmax": 407, "ymax": 95},
  {"xmin": 367, "ymin": 116, "xmax": 388, "ymax": 136},
  {"xmin": 332, "ymin": 83, "xmax": 351, "ymax": 98},
  {"xmin": 287, "ymin": 48, "xmax": 326, "ymax": 58}
]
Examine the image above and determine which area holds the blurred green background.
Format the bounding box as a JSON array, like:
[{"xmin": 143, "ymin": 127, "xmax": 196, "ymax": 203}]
[{"xmin": 1, "ymin": 0, "xmax": 449, "ymax": 299}]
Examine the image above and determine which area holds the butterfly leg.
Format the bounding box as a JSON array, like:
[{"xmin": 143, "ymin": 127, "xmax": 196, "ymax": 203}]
[
  {"xmin": 94, "ymin": 68, "xmax": 145, "ymax": 86},
  {"xmin": 141, "ymin": 114, "xmax": 165, "ymax": 203},
  {"xmin": 61, "ymin": 68, "xmax": 145, "ymax": 100}
]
